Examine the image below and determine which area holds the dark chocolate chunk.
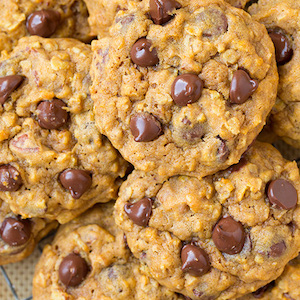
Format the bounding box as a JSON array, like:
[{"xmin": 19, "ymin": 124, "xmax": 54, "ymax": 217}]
[
  {"xmin": 0, "ymin": 217, "xmax": 31, "ymax": 246},
  {"xmin": 171, "ymin": 73, "xmax": 203, "ymax": 106},
  {"xmin": 37, "ymin": 99, "xmax": 68, "ymax": 129},
  {"xmin": 59, "ymin": 169, "xmax": 92, "ymax": 199},
  {"xmin": 212, "ymin": 216, "xmax": 246, "ymax": 254},
  {"xmin": 268, "ymin": 31, "xmax": 293, "ymax": 65},
  {"xmin": 26, "ymin": 10, "xmax": 61, "ymax": 38},
  {"xmin": 269, "ymin": 241, "xmax": 286, "ymax": 258},
  {"xmin": 130, "ymin": 38, "xmax": 159, "ymax": 67},
  {"xmin": 59, "ymin": 253, "xmax": 89, "ymax": 287},
  {"xmin": 0, "ymin": 75, "xmax": 24, "ymax": 104},
  {"xmin": 267, "ymin": 179, "xmax": 297, "ymax": 210},
  {"xmin": 181, "ymin": 123, "xmax": 204, "ymax": 142},
  {"xmin": 0, "ymin": 165, "xmax": 22, "ymax": 192},
  {"xmin": 124, "ymin": 197, "xmax": 152, "ymax": 227},
  {"xmin": 130, "ymin": 113, "xmax": 162, "ymax": 142},
  {"xmin": 149, "ymin": 0, "xmax": 181, "ymax": 25},
  {"xmin": 217, "ymin": 138, "xmax": 229, "ymax": 162},
  {"xmin": 181, "ymin": 244, "xmax": 210, "ymax": 276}
]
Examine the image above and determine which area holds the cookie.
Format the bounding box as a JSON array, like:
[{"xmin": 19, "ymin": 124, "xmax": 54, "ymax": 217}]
[
  {"xmin": 115, "ymin": 141, "xmax": 300, "ymax": 299},
  {"xmin": 0, "ymin": 0, "xmax": 92, "ymax": 53},
  {"xmin": 33, "ymin": 202, "xmax": 185, "ymax": 300},
  {"xmin": 248, "ymin": 0, "xmax": 300, "ymax": 148},
  {"xmin": 91, "ymin": 0, "xmax": 278, "ymax": 178},
  {"xmin": 0, "ymin": 198, "xmax": 57, "ymax": 265},
  {"xmin": 84, "ymin": 0, "xmax": 249, "ymax": 38},
  {"xmin": 240, "ymin": 255, "xmax": 300, "ymax": 300},
  {"xmin": 0, "ymin": 36, "xmax": 127, "ymax": 223}
]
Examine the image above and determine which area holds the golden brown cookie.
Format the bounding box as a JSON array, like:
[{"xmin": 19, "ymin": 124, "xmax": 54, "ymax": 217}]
[
  {"xmin": 0, "ymin": 199, "xmax": 57, "ymax": 265},
  {"xmin": 0, "ymin": 0, "xmax": 92, "ymax": 54},
  {"xmin": 0, "ymin": 36, "xmax": 127, "ymax": 223},
  {"xmin": 91, "ymin": 0, "xmax": 278, "ymax": 178},
  {"xmin": 115, "ymin": 141, "xmax": 300, "ymax": 299},
  {"xmin": 249, "ymin": 0, "xmax": 300, "ymax": 148},
  {"xmin": 33, "ymin": 202, "xmax": 185, "ymax": 300}
]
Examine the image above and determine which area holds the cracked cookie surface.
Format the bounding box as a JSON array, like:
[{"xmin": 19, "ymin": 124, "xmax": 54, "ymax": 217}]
[{"xmin": 91, "ymin": 0, "xmax": 278, "ymax": 177}]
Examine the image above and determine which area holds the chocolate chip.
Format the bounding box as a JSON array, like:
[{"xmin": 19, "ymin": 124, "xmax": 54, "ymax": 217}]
[
  {"xmin": 26, "ymin": 10, "xmax": 61, "ymax": 38},
  {"xmin": 217, "ymin": 138, "xmax": 229, "ymax": 162},
  {"xmin": 130, "ymin": 113, "xmax": 162, "ymax": 142},
  {"xmin": 269, "ymin": 241, "xmax": 286, "ymax": 258},
  {"xmin": 212, "ymin": 216, "xmax": 246, "ymax": 254},
  {"xmin": 197, "ymin": 9, "xmax": 228, "ymax": 37},
  {"xmin": 252, "ymin": 281, "xmax": 275, "ymax": 298},
  {"xmin": 59, "ymin": 253, "xmax": 89, "ymax": 287},
  {"xmin": 227, "ymin": 157, "xmax": 247, "ymax": 174},
  {"xmin": 124, "ymin": 197, "xmax": 152, "ymax": 227},
  {"xmin": 171, "ymin": 74, "xmax": 203, "ymax": 106},
  {"xmin": 230, "ymin": 70, "xmax": 258, "ymax": 104},
  {"xmin": 181, "ymin": 123, "xmax": 204, "ymax": 142},
  {"xmin": 0, "ymin": 75, "xmax": 24, "ymax": 104},
  {"xmin": 0, "ymin": 165, "xmax": 22, "ymax": 192},
  {"xmin": 37, "ymin": 99, "xmax": 68, "ymax": 129},
  {"xmin": 130, "ymin": 38, "xmax": 159, "ymax": 67},
  {"xmin": 268, "ymin": 31, "xmax": 293, "ymax": 65},
  {"xmin": 267, "ymin": 179, "xmax": 297, "ymax": 210},
  {"xmin": 0, "ymin": 217, "xmax": 31, "ymax": 246},
  {"xmin": 181, "ymin": 244, "xmax": 210, "ymax": 276},
  {"xmin": 149, "ymin": 0, "xmax": 181, "ymax": 25},
  {"xmin": 59, "ymin": 169, "xmax": 92, "ymax": 199}
]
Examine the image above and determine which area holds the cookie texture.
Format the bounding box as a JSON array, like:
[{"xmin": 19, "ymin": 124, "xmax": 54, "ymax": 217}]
[
  {"xmin": 0, "ymin": 199, "xmax": 57, "ymax": 265},
  {"xmin": 91, "ymin": 0, "xmax": 278, "ymax": 177},
  {"xmin": 0, "ymin": 36, "xmax": 127, "ymax": 223},
  {"xmin": 33, "ymin": 202, "xmax": 185, "ymax": 300},
  {"xmin": 0, "ymin": 0, "xmax": 92, "ymax": 53},
  {"xmin": 249, "ymin": 0, "xmax": 300, "ymax": 148},
  {"xmin": 115, "ymin": 141, "xmax": 300, "ymax": 299},
  {"xmin": 240, "ymin": 255, "xmax": 300, "ymax": 300}
]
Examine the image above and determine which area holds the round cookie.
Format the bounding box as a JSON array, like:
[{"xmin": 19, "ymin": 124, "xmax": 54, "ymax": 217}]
[
  {"xmin": 115, "ymin": 141, "xmax": 300, "ymax": 299},
  {"xmin": 0, "ymin": 36, "xmax": 127, "ymax": 223},
  {"xmin": 239, "ymin": 254, "xmax": 300, "ymax": 300},
  {"xmin": 249, "ymin": 0, "xmax": 300, "ymax": 148},
  {"xmin": 84, "ymin": 0, "xmax": 249, "ymax": 38},
  {"xmin": 0, "ymin": 198, "xmax": 57, "ymax": 265},
  {"xmin": 91, "ymin": 0, "xmax": 278, "ymax": 177},
  {"xmin": 33, "ymin": 202, "xmax": 185, "ymax": 300},
  {"xmin": 0, "ymin": 0, "xmax": 92, "ymax": 54}
]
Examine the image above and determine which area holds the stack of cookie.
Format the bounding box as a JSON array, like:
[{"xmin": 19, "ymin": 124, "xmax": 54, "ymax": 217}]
[{"xmin": 0, "ymin": 0, "xmax": 299, "ymax": 299}]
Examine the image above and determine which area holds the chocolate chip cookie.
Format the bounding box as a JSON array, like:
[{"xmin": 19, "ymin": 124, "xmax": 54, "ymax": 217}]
[
  {"xmin": 115, "ymin": 141, "xmax": 300, "ymax": 299},
  {"xmin": 249, "ymin": 0, "xmax": 300, "ymax": 148},
  {"xmin": 91, "ymin": 0, "xmax": 278, "ymax": 177},
  {"xmin": 0, "ymin": 198, "xmax": 57, "ymax": 265},
  {"xmin": 0, "ymin": 36, "xmax": 127, "ymax": 223},
  {"xmin": 33, "ymin": 202, "xmax": 185, "ymax": 300},
  {"xmin": 240, "ymin": 254, "xmax": 300, "ymax": 299},
  {"xmin": 0, "ymin": 0, "xmax": 92, "ymax": 53}
]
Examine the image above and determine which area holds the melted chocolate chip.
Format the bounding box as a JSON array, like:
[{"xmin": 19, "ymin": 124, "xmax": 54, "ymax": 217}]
[
  {"xmin": 269, "ymin": 241, "xmax": 286, "ymax": 258},
  {"xmin": 0, "ymin": 217, "xmax": 31, "ymax": 246},
  {"xmin": 149, "ymin": 0, "xmax": 181, "ymax": 25},
  {"xmin": 252, "ymin": 281, "xmax": 275, "ymax": 298},
  {"xmin": 0, "ymin": 75, "xmax": 24, "ymax": 104},
  {"xmin": 268, "ymin": 31, "xmax": 293, "ymax": 65},
  {"xmin": 37, "ymin": 99, "xmax": 68, "ymax": 129},
  {"xmin": 130, "ymin": 113, "xmax": 162, "ymax": 142},
  {"xmin": 181, "ymin": 123, "xmax": 204, "ymax": 142},
  {"xmin": 26, "ymin": 10, "xmax": 61, "ymax": 38},
  {"xmin": 171, "ymin": 74, "xmax": 203, "ymax": 106},
  {"xmin": 0, "ymin": 165, "xmax": 22, "ymax": 191},
  {"xmin": 130, "ymin": 38, "xmax": 159, "ymax": 67},
  {"xmin": 217, "ymin": 138, "xmax": 229, "ymax": 162},
  {"xmin": 124, "ymin": 197, "xmax": 152, "ymax": 227},
  {"xmin": 227, "ymin": 157, "xmax": 247, "ymax": 174},
  {"xmin": 212, "ymin": 216, "xmax": 246, "ymax": 254},
  {"xmin": 197, "ymin": 8, "xmax": 228, "ymax": 37},
  {"xmin": 230, "ymin": 70, "xmax": 258, "ymax": 104},
  {"xmin": 181, "ymin": 244, "xmax": 210, "ymax": 276},
  {"xmin": 59, "ymin": 253, "xmax": 89, "ymax": 287},
  {"xmin": 59, "ymin": 169, "xmax": 92, "ymax": 199},
  {"xmin": 267, "ymin": 179, "xmax": 297, "ymax": 210}
]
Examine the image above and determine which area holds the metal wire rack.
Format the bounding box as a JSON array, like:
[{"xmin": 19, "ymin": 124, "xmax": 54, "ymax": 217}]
[{"xmin": 0, "ymin": 140, "xmax": 299, "ymax": 300}]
